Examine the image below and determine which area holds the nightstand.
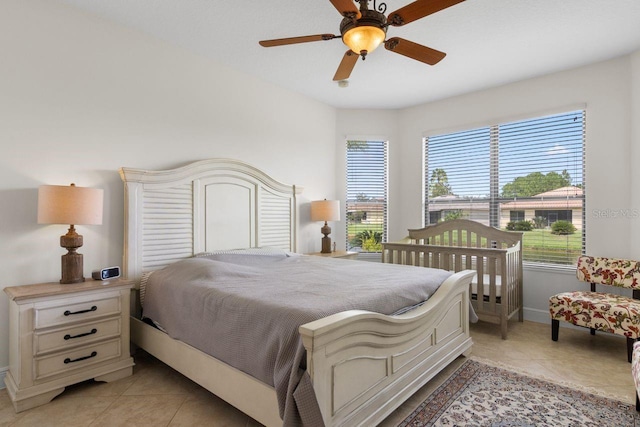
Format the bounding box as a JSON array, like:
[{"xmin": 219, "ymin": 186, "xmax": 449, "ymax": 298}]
[
  {"xmin": 3, "ymin": 279, "xmax": 135, "ymax": 412},
  {"xmin": 307, "ymin": 250, "xmax": 359, "ymax": 260}
]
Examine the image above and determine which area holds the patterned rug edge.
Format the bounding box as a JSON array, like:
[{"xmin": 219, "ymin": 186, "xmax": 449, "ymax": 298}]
[
  {"xmin": 398, "ymin": 357, "xmax": 639, "ymax": 427},
  {"xmin": 468, "ymin": 355, "xmax": 633, "ymax": 404}
]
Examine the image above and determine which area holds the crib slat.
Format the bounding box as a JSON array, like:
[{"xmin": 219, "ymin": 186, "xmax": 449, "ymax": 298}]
[{"xmin": 383, "ymin": 220, "xmax": 523, "ymax": 339}]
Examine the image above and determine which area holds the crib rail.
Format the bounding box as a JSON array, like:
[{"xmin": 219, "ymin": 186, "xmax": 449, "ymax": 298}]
[{"xmin": 382, "ymin": 220, "xmax": 523, "ymax": 339}]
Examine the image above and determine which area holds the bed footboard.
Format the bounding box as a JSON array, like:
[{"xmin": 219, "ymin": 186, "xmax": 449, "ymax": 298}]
[{"xmin": 299, "ymin": 269, "xmax": 475, "ymax": 427}]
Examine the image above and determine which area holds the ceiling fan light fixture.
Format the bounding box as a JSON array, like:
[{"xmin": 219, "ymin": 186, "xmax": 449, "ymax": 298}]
[
  {"xmin": 259, "ymin": 0, "xmax": 466, "ymax": 81},
  {"xmin": 342, "ymin": 25, "xmax": 386, "ymax": 57}
]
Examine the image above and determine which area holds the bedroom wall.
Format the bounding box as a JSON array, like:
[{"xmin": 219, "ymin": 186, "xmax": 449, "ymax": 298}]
[
  {"xmin": 337, "ymin": 53, "xmax": 639, "ymax": 324},
  {"xmin": 0, "ymin": 0, "xmax": 337, "ymax": 374},
  {"xmin": 630, "ymin": 50, "xmax": 640, "ymax": 257},
  {"xmin": 397, "ymin": 56, "xmax": 635, "ymax": 323}
]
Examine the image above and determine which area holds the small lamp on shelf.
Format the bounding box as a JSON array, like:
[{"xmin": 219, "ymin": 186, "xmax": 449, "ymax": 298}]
[
  {"xmin": 37, "ymin": 183, "xmax": 104, "ymax": 284},
  {"xmin": 310, "ymin": 199, "xmax": 340, "ymax": 254}
]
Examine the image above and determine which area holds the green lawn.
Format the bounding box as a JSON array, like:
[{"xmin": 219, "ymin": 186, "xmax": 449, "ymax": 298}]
[
  {"xmin": 521, "ymin": 229, "xmax": 582, "ymax": 265},
  {"xmin": 348, "ymin": 223, "xmax": 383, "ymax": 235}
]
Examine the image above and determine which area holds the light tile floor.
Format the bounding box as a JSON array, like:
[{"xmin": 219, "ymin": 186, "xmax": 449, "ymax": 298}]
[{"xmin": 1, "ymin": 320, "xmax": 636, "ymax": 426}]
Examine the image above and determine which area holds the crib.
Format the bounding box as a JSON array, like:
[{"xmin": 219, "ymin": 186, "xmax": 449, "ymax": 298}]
[{"xmin": 382, "ymin": 219, "xmax": 523, "ymax": 339}]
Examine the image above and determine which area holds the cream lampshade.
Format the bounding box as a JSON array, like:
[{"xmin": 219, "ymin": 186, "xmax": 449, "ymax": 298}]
[
  {"xmin": 311, "ymin": 199, "xmax": 341, "ymax": 254},
  {"xmin": 38, "ymin": 183, "xmax": 104, "ymax": 284}
]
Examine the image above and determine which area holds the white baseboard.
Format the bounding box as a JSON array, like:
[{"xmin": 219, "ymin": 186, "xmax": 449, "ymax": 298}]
[
  {"xmin": 524, "ymin": 306, "xmax": 585, "ymax": 329},
  {"xmin": 0, "ymin": 366, "xmax": 7, "ymax": 390},
  {"xmin": 523, "ymin": 307, "xmax": 550, "ymax": 324}
]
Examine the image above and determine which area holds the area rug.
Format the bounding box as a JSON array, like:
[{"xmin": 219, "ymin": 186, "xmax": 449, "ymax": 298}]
[{"xmin": 399, "ymin": 359, "xmax": 640, "ymax": 426}]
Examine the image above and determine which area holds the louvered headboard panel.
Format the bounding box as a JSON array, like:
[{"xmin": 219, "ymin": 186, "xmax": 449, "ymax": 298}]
[
  {"xmin": 119, "ymin": 159, "xmax": 302, "ymax": 280},
  {"xmin": 141, "ymin": 184, "xmax": 194, "ymax": 271}
]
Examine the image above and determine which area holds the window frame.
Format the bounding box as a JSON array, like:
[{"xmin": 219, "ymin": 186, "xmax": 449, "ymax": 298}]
[
  {"xmin": 345, "ymin": 139, "xmax": 389, "ymax": 261},
  {"xmin": 422, "ymin": 108, "xmax": 586, "ymax": 269}
]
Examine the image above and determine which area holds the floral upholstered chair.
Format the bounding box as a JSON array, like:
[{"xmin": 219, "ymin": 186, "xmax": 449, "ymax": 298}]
[{"xmin": 549, "ymin": 256, "xmax": 640, "ymax": 362}]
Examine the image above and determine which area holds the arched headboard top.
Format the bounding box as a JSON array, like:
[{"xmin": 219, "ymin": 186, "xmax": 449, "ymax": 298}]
[
  {"xmin": 120, "ymin": 158, "xmax": 301, "ymax": 194},
  {"xmin": 120, "ymin": 158, "xmax": 303, "ymax": 280}
]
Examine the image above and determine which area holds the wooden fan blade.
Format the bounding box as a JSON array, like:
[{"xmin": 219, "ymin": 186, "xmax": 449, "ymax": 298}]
[
  {"xmin": 388, "ymin": 0, "xmax": 464, "ymax": 27},
  {"xmin": 259, "ymin": 34, "xmax": 337, "ymax": 47},
  {"xmin": 333, "ymin": 50, "xmax": 359, "ymax": 81},
  {"xmin": 329, "ymin": 0, "xmax": 362, "ymax": 19},
  {"xmin": 384, "ymin": 37, "xmax": 446, "ymax": 65}
]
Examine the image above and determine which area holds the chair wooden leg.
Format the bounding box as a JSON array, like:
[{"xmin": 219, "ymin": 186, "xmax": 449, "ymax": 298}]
[
  {"xmin": 636, "ymin": 394, "xmax": 640, "ymax": 411},
  {"xmin": 551, "ymin": 319, "xmax": 559, "ymax": 341},
  {"xmin": 628, "ymin": 337, "xmax": 635, "ymax": 363},
  {"xmin": 590, "ymin": 327, "xmax": 596, "ymax": 336}
]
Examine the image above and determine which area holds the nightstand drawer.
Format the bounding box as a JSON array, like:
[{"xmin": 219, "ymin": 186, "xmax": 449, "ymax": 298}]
[
  {"xmin": 34, "ymin": 294, "xmax": 121, "ymax": 329},
  {"xmin": 34, "ymin": 338, "xmax": 121, "ymax": 381},
  {"xmin": 34, "ymin": 317, "xmax": 121, "ymax": 355}
]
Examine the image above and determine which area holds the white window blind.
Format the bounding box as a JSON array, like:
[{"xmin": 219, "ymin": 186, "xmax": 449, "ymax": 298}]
[
  {"xmin": 424, "ymin": 110, "xmax": 586, "ymax": 266},
  {"xmin": 346, "ymin": 140, "xmax": 388, "ymax": 255}
]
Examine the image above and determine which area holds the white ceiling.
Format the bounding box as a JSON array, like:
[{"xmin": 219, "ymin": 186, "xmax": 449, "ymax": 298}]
[{"xmin": 58, "ymin": 0, "xmax": 640, "ymax": 109}]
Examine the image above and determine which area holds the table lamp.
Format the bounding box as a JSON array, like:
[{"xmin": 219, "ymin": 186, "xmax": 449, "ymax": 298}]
[
  {"xmin": 38, "ymin": 183, "xmax": 104, "ymax": 284},
  {"xmin": 311, "ymin": 199, "xmax": 340, "ymax": 254}
]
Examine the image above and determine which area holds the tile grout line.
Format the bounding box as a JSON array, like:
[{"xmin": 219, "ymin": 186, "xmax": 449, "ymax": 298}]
[
  {"xmin": 87, "ymin": 364, "xmax": 146, "ymax": 426},
  {"xmin": 165, "ymin": 396, "xmax": 190, "ymax": 427}
]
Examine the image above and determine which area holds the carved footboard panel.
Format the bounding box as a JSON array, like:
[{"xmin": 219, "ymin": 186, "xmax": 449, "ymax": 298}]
[{"xmin": 299, "ymin": 270, "xmax": 475, "ymax": 427}]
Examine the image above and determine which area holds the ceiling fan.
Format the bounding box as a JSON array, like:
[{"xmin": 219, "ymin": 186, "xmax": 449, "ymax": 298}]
[{"xmin": 259, "ymin": 0, "xmax": 465, "ymax": 81}]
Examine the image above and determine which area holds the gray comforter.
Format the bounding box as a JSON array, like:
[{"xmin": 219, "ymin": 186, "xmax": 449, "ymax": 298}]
[{"xmin": 142, "ymin": 254, "xmax": 452, "ymax": 426}]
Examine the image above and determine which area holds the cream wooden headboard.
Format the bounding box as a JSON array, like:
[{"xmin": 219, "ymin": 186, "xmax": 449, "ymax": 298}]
[{"xmin": 119, "ymin": 158, "xmax": 302, "ymax": 280}]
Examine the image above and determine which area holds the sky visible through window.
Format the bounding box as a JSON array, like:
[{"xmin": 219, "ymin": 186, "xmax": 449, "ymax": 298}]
[{"xmin": 427, "ymin": 111, "xmax": 584, "ymax": 198}]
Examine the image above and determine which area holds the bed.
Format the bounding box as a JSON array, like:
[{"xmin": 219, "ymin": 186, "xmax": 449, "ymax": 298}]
[
  {"xmin": 382, "ymin": 219, "xmax": 523, "ymax": 339},
  {"xmin": 119, "ymin": 158, "xmax": 476, "ymax": 426}
]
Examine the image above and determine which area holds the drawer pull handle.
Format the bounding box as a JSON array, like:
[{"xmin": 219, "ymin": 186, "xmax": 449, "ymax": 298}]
[
  {"xmin": 64, "ymin": 351, "xmax": 97, "ymax": 364},
  {"xmin": 64, "ymin": 306, "xmax": 97, "ymax": 316},
  {"xmin": 64, "ymin": 328, "xmax": 97, "ymax": 340}
]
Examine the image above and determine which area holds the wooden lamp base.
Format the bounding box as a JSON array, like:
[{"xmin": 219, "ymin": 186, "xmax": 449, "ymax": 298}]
[
  {"xmin": 60, "ymin": 226, "xmax": 85, "ymax": 284},
  {"xmin": 321, "ymin": 222, "xmax": 332, "ymax": 254}
]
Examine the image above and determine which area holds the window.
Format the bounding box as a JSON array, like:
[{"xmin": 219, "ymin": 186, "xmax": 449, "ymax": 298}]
[
  {"xmin": 346, "ymin": 140, "xmax": 388, "ymax": 257},
  {"xmin": 510, "ymin": 211, "xmax": 525, "ymax": 222},
  {"xmin": 424, "ymin": 110, "xmax": 585, "ymax": 266},
  {"xmin": 534, "ymin": 210, "xmax": 573, "ymax": 226}
]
